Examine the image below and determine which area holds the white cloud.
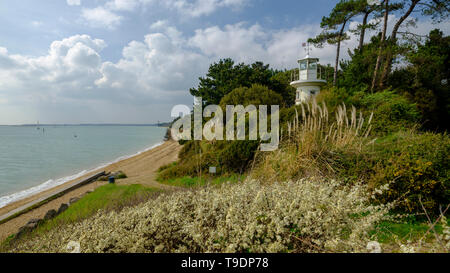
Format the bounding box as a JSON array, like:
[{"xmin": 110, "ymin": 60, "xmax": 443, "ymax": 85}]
[
  {"xmin": 0, "ymin": 21, "xmax": 346, "ymax": 123},
  {"xmin": 150, "ymin": 20, "xmax": 169, "ymax": 30},
  {"xmin": 0, "ymin": 35, "xmax": 106, "ymax": 98},
  {"xmin": 0, "ymin": 17, "xmax": 448, "ymax": 124},
  {"xmin": 189, "ymin": 23, "xmax": 267, "ymax": 62},
  {"xmin": 81, "ymin": 7, "xmax": 123, "ymax": 29},
  {"xmin": 164, "ymin": 0, "xmax": 249, "ymax": 17},
  {"xmin": 76, "ymin": 0, "xmax": 248, "ymax": 30},
  {"xmin": 31, "ymin": 21, "xmax": 43, "ymax": 27},
  {"xmin": 188, "ymin": 22, "xmax": 334, "ymax": 69},
  {"xmin": 66, "ymin": 0, "xmax": 81, "ymax": 6},
  {"xmin": 106, "ymin": 0, "xmax": 146, "ymax": 11},
  {"xmin": 96, "ymin": 29, "xmax": 208, "ymax": 96}
]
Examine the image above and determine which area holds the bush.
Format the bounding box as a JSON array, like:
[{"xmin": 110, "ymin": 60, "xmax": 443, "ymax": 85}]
[
  {"xmin": 351, "ymin": 91, "xmax": 421, "ymax": 135},
  {"xmin": 368, "ymin": 131, "xmax": 450, "ymax": 214},
  {"xmin": 5, "ymin": 178, "xmax": 389, "ymax": 253},
  {"xmin": 254, "ymin": 100, "xmax": 448, "ymax": 215},
  {"xmin": 316, "ymin": 87, "xmax": 354, "ymax": 111},
  {"xmin": 317, "ymin": 89, "xmax": 420, "ymax": 135},
  {"xmin": 158, "ymin": 139, "xmax": 260, "ymax": 180},
  {"xmin": 218, "ymin": 141, "xmax": 259, "ymax": 173},
  {"xmin": 301, "ymin": 129, "xmax": 450, "ymax": 215},
  {"xmin": 219, "ymin": 84, "xmax": 283, "ymax": 108}
]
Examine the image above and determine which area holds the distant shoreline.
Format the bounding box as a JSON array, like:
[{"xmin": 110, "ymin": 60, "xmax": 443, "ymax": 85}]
[{"xmin": 0, "ymin": 123, "xmax": 171, "ymax": 127}]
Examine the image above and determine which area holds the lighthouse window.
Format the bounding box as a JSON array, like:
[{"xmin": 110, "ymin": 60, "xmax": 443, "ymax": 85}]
[
  {"xmin": 310, "ymin": 90, "xmax": 316, "ymax": 95},
  {"xmin": 308, "ymin": 62, "xmax": 317, "ymax": 70},
  {"xmin": 299, "ymin": 61, "xmax": 307, "ymax": 70}
]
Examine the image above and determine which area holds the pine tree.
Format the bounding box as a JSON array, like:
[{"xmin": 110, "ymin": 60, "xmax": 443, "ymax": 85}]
[{"xmin": 308, "ymin": 0, "xmax": 359, "ymax": 86}]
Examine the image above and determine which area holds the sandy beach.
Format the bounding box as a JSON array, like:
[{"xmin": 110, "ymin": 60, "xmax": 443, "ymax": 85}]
[{"xmin": 0, "ymin": 140, "xmax": 181, "ymax": 241}]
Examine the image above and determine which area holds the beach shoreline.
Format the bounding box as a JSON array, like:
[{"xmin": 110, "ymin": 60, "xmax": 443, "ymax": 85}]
[
  {"xmin": 0, "ymin": 140, "xmax": 181, "ymax": 241},
  {"xmin": 0, "ymin": 141, "xmax": 165, "ymax": 209}
]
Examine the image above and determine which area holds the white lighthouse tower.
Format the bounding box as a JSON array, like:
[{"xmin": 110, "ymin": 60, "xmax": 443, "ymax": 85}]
[{"xmin": 290, "ymin": 51, "xmax": 326, "ymax": 105}]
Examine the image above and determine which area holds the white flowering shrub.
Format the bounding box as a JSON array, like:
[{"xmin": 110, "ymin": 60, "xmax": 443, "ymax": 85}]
[{"xmin": 7, "ymin": 179, "xmax": 389, "ymax": 253}]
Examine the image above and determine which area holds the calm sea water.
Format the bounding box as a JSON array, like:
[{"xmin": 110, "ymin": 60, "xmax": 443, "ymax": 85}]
[{"xmin": 0, "ymin": 125, "xmax": 166, "ymax": 208}]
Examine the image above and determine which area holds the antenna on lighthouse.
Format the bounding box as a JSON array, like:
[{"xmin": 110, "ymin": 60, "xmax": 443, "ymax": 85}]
[{"xmin": 302, "ymin": 42, "xmax": 311, "ymax": 56}]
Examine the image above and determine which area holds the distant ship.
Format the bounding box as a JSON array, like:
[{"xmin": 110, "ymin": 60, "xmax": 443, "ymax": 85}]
[{"xmin": 36, "ymin": 121, "xmax": 40, "ymax": 130}]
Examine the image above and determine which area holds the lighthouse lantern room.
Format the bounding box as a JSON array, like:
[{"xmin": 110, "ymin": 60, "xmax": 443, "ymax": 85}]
[{"xmin": 290, "ymin": 54, "xmax": 327, "ymax": 105}]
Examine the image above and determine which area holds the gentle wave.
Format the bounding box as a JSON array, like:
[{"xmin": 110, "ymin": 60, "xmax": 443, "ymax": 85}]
[{"xmin": 0, "ymin": 141, "xmax": 164, "ymax": 209}]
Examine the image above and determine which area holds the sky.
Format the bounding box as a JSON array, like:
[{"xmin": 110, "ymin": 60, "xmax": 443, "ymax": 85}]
[{"xmin": 0, "ymin": 0, "xmax": 449, "ymax": 125}]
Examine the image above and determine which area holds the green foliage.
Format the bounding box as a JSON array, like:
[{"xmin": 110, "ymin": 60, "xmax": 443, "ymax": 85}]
[
  {"xmin": 316, "ymin": 87, "xmax": 354, "ymax": 109},
  {"xmin": 158, "ymin": 139, "xmax": 259, "ymax": 181},
  {"xmin": 368, "ymin": 131, "xmax": 450, "ymax": 214},
  {"xmin": 315, "ymin": 88, "xmax": 443, "ymax": 214},
  {"xmin": 308, "ymin": 0, "xmax": 361, "ymax": 85},
  {"xmin": 420, "ymin": 0, "xmax": 450, "ymax": 23},
  {"xmin": 339, "ymin": 34, "xmax": 382, "ymax": 91},
  {"xmin": 353, "ymin": 91, "xmax": 421, "ymax": 134},
  {"xmin": 169, "ymin": 82, "xmax": 284, "ymax": 180},
  {"xmin": 218, "ymin": 141, "xmax": 259, "ymax": 173},
  {"xmin": 332, "ymin": 130, "xmax": 449, "ymax": 215},
  {"xmin": 371, "ymin": 218, "xmax": 448, "ymax": 244},
  {"xmin": 189, "ymin": 59, "xmax": 294, "ymax": 106},
  {"xmin": 268, "ymin": 71, "xmax": 296, "ymax": 107},
  {"xmin": 311, "ymin": 0, "xmax": 359, "ymax": 46},
  {"xmin": 317, "ymin": 89, "xmax": 420, "ymax": 135},
  {"xmin": 158, "ymin": 141, "xmax": 208, "ymax": 180},
  {"xmin": 160, "ymin": 174, "xmax": 245, "ymax": 188},
  {"xmin": 256, "ymin": 96, "xmax": 447, "ymax": 215},
  {"xmin": 219, "ymin": 84, "xmax": 283, "ymax": 108},
  {"xmin": 309, "ymin": 31, "xmax": 348, "ymax": 48},
  {"xmin": 389, "ymin": 29, "xmax": 450, "ymax": 132}
]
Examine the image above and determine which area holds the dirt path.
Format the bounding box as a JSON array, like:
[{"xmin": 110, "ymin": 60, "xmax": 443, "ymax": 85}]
[{"xmin": 0, "ymin": 140, "xmax": 181, "ymax": 241}]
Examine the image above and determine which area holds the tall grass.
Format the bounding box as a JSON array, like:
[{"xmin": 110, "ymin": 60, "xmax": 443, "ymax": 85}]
[{"xmin": 252, "ymin": 100, "xmax": 373, "ymax": 182}]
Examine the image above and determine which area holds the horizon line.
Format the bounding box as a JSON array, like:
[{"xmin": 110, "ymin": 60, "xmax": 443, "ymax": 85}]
[{"xmin": 0, "ymin": 122, "xmax": 172, "ymax": 126}]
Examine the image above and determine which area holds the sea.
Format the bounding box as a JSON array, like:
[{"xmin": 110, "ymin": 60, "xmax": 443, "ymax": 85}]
[{"xmin": 0, "ymin": 125, "xmax": 166, "ymax": 208}]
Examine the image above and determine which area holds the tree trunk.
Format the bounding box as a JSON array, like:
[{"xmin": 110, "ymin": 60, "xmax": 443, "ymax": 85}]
[
  {"xmin": 359, "ymin": 11, "xmax": 370, "ymax": 52},
  {"xmin": 371, "ymin": 0, "xmax": 389, "ymax": 93},
  {"xmin": 334, "ymin": 20, "xmax": 347, "ymax": 86},
  {"xmin": 379, "ymin": 0, "xmax": 419, "ymax": 89}
]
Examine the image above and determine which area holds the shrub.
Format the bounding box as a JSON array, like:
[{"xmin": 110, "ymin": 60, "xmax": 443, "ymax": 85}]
[
  {"xmin": 351, "ymin": 91, "xmax": 421, "ymax": 135},
  {"xmin": 5, "ymin": 178, "xmax": 389, "ymax": 253},
  {"xmin": 219, "ymin": 84, "xmax": 284, "ymax": 108},
  {"xmin": 316, "ymin": 87, "xmax": 353, "ymax": 111},
  {"xmin": 218, "ymin": 141, "xmax": 259, "ymax": 173},
  {"xmin": 158, "ymin": 139, "xmax": 260, "ymax": 180},
  {"xmin": 368, "ymin": 131, "xmax": 450, "ymax": 214},
  {"xmin": 254, "ymin": 100, "xmax": 448, "ymax": 215},
  {"xmin": 316, "ymin": 89, "xmax": 421, "ymax": 136}
]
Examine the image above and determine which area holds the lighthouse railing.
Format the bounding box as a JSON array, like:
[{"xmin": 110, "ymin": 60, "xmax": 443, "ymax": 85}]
[{"xmin": 290, "ymin": 67, "xmax": 326, "ymax": 82}]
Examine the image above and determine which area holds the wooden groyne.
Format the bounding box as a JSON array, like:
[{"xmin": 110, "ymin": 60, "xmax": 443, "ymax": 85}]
[{"xmin": 0, "ymin": 171, "xmax": 106, "ymax": 224}]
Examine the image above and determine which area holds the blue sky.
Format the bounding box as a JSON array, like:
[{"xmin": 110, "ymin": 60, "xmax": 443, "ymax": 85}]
[
  {"xmin": 0, "ymin": 1, "xmax": 335, "ymax": 61},
  {"xmin": 0, "ymin": 0, "xmax": 448, "ymax": 124}
]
